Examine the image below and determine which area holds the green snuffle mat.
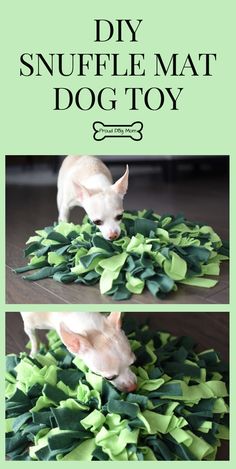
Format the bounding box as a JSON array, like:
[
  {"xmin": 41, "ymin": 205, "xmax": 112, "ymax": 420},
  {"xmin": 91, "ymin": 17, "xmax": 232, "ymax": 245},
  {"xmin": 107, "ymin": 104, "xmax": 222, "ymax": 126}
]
[
  {"xmin": 14, "ymin": 210, "xmax": 229, "ymax": 300},
  {"xmin": 5, "ymin": 318, "xmax": 229, "ymax": 461}
]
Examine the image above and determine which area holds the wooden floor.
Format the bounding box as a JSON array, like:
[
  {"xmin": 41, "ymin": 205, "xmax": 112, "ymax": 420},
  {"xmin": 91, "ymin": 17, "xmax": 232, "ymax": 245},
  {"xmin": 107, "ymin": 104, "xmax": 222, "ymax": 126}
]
[
  {"xmin": 6, "ymin": 170, "xmax": 229, "ymax": 304},
  {"xmin": 6, "ymin": 311, "xmax": 229, "ymax": 460}
]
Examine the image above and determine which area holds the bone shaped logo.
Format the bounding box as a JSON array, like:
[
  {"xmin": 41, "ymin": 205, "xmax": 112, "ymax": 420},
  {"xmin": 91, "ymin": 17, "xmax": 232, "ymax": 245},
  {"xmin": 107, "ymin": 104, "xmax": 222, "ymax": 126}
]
[{"xmin": 93, "ymin": 121, "xmax": 143, "ymax": 141}]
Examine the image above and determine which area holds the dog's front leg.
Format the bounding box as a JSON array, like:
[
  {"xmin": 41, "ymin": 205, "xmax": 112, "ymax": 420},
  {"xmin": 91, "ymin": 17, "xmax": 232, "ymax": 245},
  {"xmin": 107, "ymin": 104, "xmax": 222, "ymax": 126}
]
[
  {"xmin": 58, "ymin": 205, "xmax": 70, "ymax": 222},
  {"xmin": 24, "ymin": 327, "xmax": 39, "ymax": 357},
  {"xmin": 57, "ymin": 188, "xmax": 70, "ymax": 222}
]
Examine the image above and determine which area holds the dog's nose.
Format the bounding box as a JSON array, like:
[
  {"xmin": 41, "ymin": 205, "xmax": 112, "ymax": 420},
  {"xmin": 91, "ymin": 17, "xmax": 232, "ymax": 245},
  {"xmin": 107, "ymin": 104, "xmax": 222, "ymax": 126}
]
[
  {"xmin": 125, "ymin": 382, "xmax": 137, "ymax": 393},
  {"xmin": 108, "ymin": 231, "xmax": 119, "ymax": 240}
]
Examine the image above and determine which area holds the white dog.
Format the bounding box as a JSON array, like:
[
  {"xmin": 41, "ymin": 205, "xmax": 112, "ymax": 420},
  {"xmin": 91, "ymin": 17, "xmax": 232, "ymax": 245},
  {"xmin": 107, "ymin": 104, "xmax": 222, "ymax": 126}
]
[
  {"xmin": 20, "ymin": 311, "xmax": 137, "ymax": 393},
  {"xmin": 57, "ymin": 155, "xmax": 129, "ymax": 240}
]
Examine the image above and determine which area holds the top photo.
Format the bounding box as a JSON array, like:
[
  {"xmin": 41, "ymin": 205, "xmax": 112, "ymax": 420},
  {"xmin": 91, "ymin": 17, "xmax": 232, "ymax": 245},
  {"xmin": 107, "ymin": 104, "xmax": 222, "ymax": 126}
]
[{"xmin": 6, "ymin": 155, "xmax": 229, "ymax": 304}]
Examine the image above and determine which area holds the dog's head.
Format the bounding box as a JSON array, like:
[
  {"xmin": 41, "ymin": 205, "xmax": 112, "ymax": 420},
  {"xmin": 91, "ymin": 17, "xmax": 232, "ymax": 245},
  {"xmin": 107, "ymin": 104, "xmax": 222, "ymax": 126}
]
[
  {"xmin": 59, "ymin": 312, "xmax": 137, "ymax": 392},
  {"xmin": 73, "ymin": 166, "xmax": 129, "ymax": 240}
]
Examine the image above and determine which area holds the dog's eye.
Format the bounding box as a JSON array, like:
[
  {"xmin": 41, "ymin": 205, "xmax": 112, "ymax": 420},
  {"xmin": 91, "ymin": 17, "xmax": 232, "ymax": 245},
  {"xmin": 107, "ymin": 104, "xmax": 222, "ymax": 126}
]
[
  {"xmin": 106, "ymin": 374, "xmax": 119, "ymax": 381},
  {"xmin": 93, "ymin": 219, "xmax": 103, "ymax": 226},
  {"xmin": 115, "ymin": 214, "xmax": 123, "ymax": 221}
]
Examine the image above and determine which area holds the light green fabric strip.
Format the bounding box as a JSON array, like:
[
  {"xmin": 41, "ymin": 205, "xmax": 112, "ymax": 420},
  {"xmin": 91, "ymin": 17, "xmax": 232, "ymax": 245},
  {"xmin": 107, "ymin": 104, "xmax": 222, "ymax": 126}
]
[{"xmin": 60, "ymin": 438, "xmax": 96, "ymax": 461}]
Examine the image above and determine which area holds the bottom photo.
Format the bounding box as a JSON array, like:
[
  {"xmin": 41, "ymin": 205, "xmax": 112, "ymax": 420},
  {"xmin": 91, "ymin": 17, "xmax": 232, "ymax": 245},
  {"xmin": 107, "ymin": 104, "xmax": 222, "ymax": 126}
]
[{"xmin": 5, "ymin": 311, "xmax": 229, "ymax": 461}]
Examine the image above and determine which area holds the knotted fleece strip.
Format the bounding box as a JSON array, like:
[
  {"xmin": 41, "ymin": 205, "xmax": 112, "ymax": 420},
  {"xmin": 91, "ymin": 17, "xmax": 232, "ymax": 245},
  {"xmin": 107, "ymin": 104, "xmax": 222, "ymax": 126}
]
[
  {"xmin": 5, "ymin": 318, "xmax": 229, "ymax": 461},
  {"xmin": 14, "ymin": 210, "xmax": 229, "ymax": 300}
]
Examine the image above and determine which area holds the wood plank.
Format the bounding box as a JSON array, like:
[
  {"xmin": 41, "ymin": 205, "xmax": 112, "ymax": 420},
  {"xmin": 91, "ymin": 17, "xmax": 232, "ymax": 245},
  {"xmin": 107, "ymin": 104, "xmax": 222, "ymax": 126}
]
[{"xmin": 6, "ymin": 266, "xmax": 67, "ymax": 304}]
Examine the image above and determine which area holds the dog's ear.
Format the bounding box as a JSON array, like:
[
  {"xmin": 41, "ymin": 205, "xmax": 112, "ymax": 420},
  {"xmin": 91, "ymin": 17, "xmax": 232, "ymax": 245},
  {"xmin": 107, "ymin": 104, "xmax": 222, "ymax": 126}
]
[
  {"xmin": 73, "ymin": 181, "xmax": 94, "ymax": 202},
  {"xmin": 108, "ymin": 312, "xmax": 122, "ymax": 329},
  {"xmin": 112, "ymin": 165, "xmax": 129, "ymax": 198},
  {"xmin": 59, "ymin": 323, "xmax": 91, "ymax": 354}
]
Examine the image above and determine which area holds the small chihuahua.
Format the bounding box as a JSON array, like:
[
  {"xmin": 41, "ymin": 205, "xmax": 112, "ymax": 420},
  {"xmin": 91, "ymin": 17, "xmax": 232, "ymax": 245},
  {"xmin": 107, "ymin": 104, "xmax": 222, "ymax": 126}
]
[
  {"xmin": 57, "ymin": 155, "xmax": 129, "ymax": 240},
  {"xmin": 20, "ymin": 311, "xmax": 137, "ymax": 393}
]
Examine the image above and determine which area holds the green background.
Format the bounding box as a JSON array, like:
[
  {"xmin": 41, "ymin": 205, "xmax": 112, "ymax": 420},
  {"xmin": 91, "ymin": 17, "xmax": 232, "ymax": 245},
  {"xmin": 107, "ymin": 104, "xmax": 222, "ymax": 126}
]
[{"xmin": 1, "ymin": 0, "xmax": 234, "ymax": 465}]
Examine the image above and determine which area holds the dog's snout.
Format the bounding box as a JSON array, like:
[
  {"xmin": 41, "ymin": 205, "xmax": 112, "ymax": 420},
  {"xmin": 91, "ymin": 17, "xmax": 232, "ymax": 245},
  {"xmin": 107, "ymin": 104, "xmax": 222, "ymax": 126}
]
[
  {"xmin": 124, "ymin": 382, "xmax": 137, "ymax": 393},
  {"xmin": 108, "ymin": 231, "xmax": 119, "ymax": 240}
]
